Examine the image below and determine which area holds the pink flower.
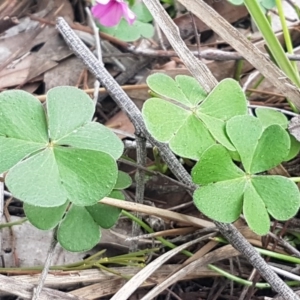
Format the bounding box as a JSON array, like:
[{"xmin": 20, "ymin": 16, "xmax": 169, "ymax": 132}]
[{"xmin": 92, "ymin": 0, "xmax": 136, "ymax": 27}]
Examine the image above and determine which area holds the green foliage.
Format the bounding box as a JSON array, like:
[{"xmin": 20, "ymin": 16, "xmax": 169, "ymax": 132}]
[
  {"xmin": 286, "ymin": 135, "xmax": 300, "ymax": 161},
  {"xmin": 0, "ymin": 87, "xmax": 123, "ymax": 207},
  {"xmin": 142, "ymin": 74, "xmax": 247, "ymax": 160},
  {"xmin": 98, "ymin": 3, "xmax": 154, "ymax": 42},
  {"xmin": 114, "ymin": 171, "xmax": 133, "ymax": 190},
  {"xmin": 255, "ymin": 107, "xmax": 288, "ymax": 129},
  {"xmin": 86, "ymin": 190, "xmax": 125, "ymax": 229},
  {"xmin": 192, "ymin": 116, "xmax": 300, "ymax": 235},
  {"xmin": 24, "ymin": 202, "xmax": 69, "ymax": 231},
  {"xmin": 227, "ymin": 0, "xmax": 275, "ymax": 10},
  {"xmin": 57, "ymin": 205, "xmax": 101, "ymax": 252},
  {"xmin": 143, "ymin": 74, "xmax": 300, "ymax": 235},
  {"xmin": 255, "ymin": 107, "xmax": 300, "ymax": 160},
  {"xmin": 228, "ymin": 0, "xmax": 244, "ymax": 4},
  {"xmin": 260, "ymin": 0, "xmax": 276, "ymax": 9},
  {"xmin": 2, "ymin": 65, "xmax": 300, "ymax": 253},
  {"xmin": 23, "ymin": 172, "xmax": 131, "ymax": 252},
  {"xmin": 0, "ymin": 87, "xmax": 127, "ymax": 251}
]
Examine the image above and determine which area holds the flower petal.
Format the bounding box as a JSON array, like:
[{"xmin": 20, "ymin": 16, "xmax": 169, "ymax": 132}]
[
  {"xmin": 120, "ymin": 2, "xmax": 136, "ymax": 25},
  {"xmin": 92, "ymin": 2, "xmax": 123, "ymax": 27},
  {"xmin": 92, "ymin": 0, "xmax": 136, "ymax": 27}
]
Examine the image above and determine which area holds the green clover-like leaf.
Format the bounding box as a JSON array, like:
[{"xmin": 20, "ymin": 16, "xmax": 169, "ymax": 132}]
[
  {"xmin": 24, "ymin": 176, "xmax": 128, "ymax": 249},
  {"xmin": 251, "ymin": 175, "xmax": 300, "ymax": 220},
  {"xmin": 142, "ymin": 74, "xmax": 247, "ymax": 160},
  {"xmin": 98, "ymin": 12, "xmax": 154, "ymax": 42},
  {"xmin": 243, "ymin": 183, "xmax": 270, "ymax": 235},
  {"xmin": 6, "ymin": 148, "xmax": 67, "ymax": 207},
  {"xmin": 0, "ymin": 90, "xmax": 48, "ymax": 173},
  {"xmin": 1, "ymin": 87, "xmax": 124, "ymax": 208},
  {"xmin": 53, "ymin": 147, "xmax": 118, "ymax": 206},
  {"xmin": 57, "ymin": 191, "xmax": 124, "ymax": 252},
  {"xmin": 192, "ymin": 145, "xmax": 244, "ymax": 185},
  {"xmin": 193, "ymin": 178, "xmax": 246, "ymax": 223},
  {"xmin": 255, "ymin": 107, "xmax": 288, "ymax": 129},
  {"xmin": 192, "ymin": 117, "xmax": 300, "ymax": 236},
  {"xmin": 250, "ymin": 124, "xmax": 290, "ymax": 174},
  {"xmin": 226, "ymin": 115, "xmax": 290, "ymax": 174},
  {"xmin": 47, "ymin": 86, "xmax": 94, "ymax": 141},
  {"xmin": 23, "ymin": 201, "xmax": 69, "ymax": 230},
  {"xmin": 98, "ymin": 2, "xmax": 154, "ymax": 42},
  {"xmin": 114, "ymin": 171, "xmax": 132, "ymax": 190},
  {"xmin": 255, "ymin": 107, "xmax": 300, "ymax": 161},
  {"xmin": 227, "ymin": 0, "xmax": 244, "ymax": 4},
  {"xmin": 87, "ymin": 190, "xmax": 124, "ymax": 229},
  {"xmin": 57, "ymin": 205, "xmax": 101, "ymax": 252},
  {"xmin": 285, "ymin": 134, "xmax": 300, "ymax": 161},
  {"xmin": 260, "ymin": 0, "xmax": 276, "ymax": 9},
  {"xmin": 55, "ymin": 122, "xmax": 123, "ymax": 159},
  {"xmin": 131, "ymin": 2, "xmax": 153, "ymax": 23}
]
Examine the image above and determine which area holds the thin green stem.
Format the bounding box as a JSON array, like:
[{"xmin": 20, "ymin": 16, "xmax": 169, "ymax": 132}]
[
  {"xmin": 94, "ymin": 263, "xmax": 132, "ymax": 279},
  {"xmin": 122, "ymin": 210, "xmax": 193, "ymax": 257},
  {"xmin": 275, "ymin": 0, "xmax": 299, "ymax": 76},
  {"xmin": 243, "ymin": 0, "xmax": 300, "ymax": 88},
  {"xmin": 290, "ymin": 177, "xmax": 300, "ymax": 183},
  {"xmin": 293, "ymin": 4, "xmax": 300, "ymax": 18},
  {"xmin": 213, "ymin": 236, "xmax": 300, "ymax": 264},
  {"xmin": 209, "ymin": 264, "xmax": 300, "ymax": 288},
  {"xmin": 246, "ymin": 75, "xmax": 265, "ymax": 97},
  {"xmin": 234, "ymin": 60, "xmax": 244, "ymax": 81},
  {"xmin": 0, "ymin": 248, "xmax": 158, "ymax": 274},
  {"xmin": 0, "ymin": 218, "xmax": 28, "ymax": 229}
]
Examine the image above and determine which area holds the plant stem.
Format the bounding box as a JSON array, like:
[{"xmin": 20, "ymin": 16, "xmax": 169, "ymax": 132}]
[
  {"xmin": 243, "ymin": 0, "xmax": 300, "ymax": 87},
  {"xmin": 209, "ymin": 264, "xmax": 300, "ymax": 288},
  {"xmin": 0, "ymin": 248, "xmax": 157, "ymax": 274},
  {"xmin": 122, "ymin": 210, "xmax": 193, "ymax": 257},
  {"xmin": 246, "ymin": 75, "xmax": 265, "ymax": 97},
  {"xmin": 0, "ymin": 218, "xmax": 27, "ymax": 229},
  {"xmin": 290, "ymin": 177, "xmax": 300, "ymax": 182},
  {"xmin": 275, "ymin": 0, "xmax": 299, "ymax": 76},
  {"xmin": 234, "ymin": 59, "xmax": 244, "ymax": 81},
  {"xmin": 214, "ymin": 236, "xmax": 300, "ymax": 264}
]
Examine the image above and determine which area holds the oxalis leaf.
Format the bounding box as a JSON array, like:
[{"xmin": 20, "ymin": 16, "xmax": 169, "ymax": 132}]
[
  {"xmin": 255, "ymin": 107, "xmax": 288, "ymax": 129},
  {"xmin": 57, "ymin": 205, "xmax": 101, "ymax": 252},
  {"xmin": 193, "ymin": 116, "xmax": 300, "ymax": 235},
  {"xmin": 256, "ymin": 107, "xmax": 300, "ymax": 161},
  {"xmin": 24, "ymin": 201, "xmax": 69, "ymax": 230},
  {"xmin": 23, "ymin": 176, "xmax": 128, "ymax": 251},
  {"xmin": 114, "ymin": 171, "xmax": 132, "ymax": 190},
  {"xmin": 98, "ymin": 3, "xmax": 154, "ymax": 42},
  {"xmin": 86, "ymin": 190, "xmax": 125, "ymax": 229},
  {"xmin": 0, "ymin": 87, "xmax": 124, "ymax": 207},
  {"xmin": 0, "ymin": 90, "xmax": 48, "ymax": 173},
  {"xmin": 24, "ymin": 193, "xmax": 125, "ymax": 252},
  {"xmin": 288, "ymin": 115, "xmax": 300, "ymax": 160},
  {"xmin": 142, "ymin": 74, "xmax": 247, "ymax": 160},
  {"xmin": 58, "ymin": 190, "xmax": 125, "ymax": 252}
]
